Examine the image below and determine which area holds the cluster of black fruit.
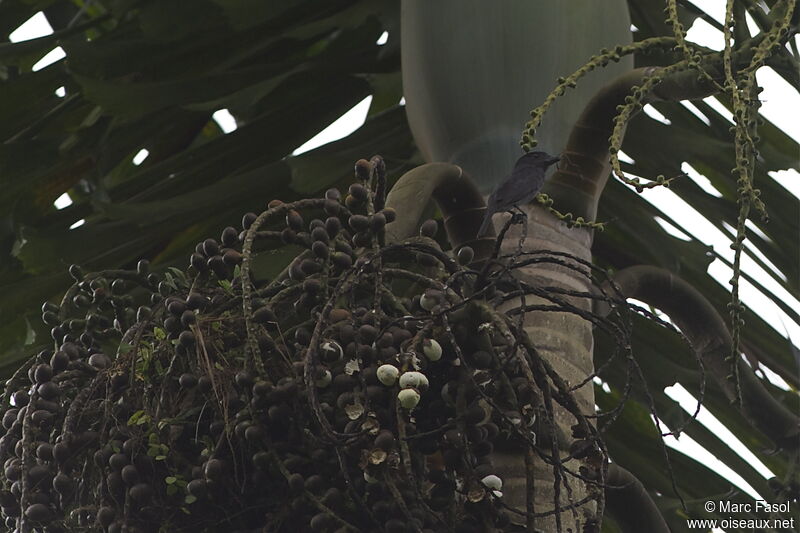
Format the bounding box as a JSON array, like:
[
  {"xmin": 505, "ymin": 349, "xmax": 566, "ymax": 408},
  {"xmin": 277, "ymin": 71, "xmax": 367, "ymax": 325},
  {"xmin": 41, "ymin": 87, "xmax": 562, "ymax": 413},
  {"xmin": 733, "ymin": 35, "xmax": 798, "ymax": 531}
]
[{"xmin": 0, "ymin": 156, "xmax": 588, "ymax": 533}]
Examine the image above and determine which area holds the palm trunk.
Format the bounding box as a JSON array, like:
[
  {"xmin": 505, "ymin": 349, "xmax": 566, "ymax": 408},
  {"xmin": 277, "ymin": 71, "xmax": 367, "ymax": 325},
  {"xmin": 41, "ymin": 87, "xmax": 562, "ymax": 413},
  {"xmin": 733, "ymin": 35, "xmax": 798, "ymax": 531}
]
[{"xmin": 492, "ymin": 206, "xmax": 596, "ymax": 531}]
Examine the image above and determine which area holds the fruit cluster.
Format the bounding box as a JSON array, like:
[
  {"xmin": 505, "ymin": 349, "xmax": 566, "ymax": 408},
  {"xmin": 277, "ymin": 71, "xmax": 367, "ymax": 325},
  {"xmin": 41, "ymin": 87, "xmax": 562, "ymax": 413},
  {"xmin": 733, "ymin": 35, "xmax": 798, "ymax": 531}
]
[{"xmin": 0, "ymin": 157, "xmax": 603, "ymax": 532}]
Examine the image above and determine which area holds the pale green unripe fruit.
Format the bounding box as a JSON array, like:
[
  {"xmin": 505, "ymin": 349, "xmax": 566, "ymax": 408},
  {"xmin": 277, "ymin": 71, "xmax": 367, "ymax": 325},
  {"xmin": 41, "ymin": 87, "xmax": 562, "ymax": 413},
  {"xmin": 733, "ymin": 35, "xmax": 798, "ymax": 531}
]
[
  {"xmin": 377, "ymin": 364, "xmax": 400, "ymax": 386},
  {"xmin": 481, "ymin": 474, "xmax": 502, "ymax": 491},
  {"xmin": 422, "ymin": 338, "xmax": 442, "ymax": 361},
  {"xmin": 398, "ymin": 371, "xmax": 429, "ymax": 391},
  {"xmin": 397, "ymin": 388, "xmax": 421, "ymax": 409}
]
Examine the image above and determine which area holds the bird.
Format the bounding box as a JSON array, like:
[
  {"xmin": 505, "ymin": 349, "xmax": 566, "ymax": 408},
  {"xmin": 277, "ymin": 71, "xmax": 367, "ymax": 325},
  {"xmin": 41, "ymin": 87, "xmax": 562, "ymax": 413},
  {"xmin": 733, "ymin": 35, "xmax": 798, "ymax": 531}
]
[{"xmin": 477, "ymin": 150, "xmax": 561, "ymax": 237}]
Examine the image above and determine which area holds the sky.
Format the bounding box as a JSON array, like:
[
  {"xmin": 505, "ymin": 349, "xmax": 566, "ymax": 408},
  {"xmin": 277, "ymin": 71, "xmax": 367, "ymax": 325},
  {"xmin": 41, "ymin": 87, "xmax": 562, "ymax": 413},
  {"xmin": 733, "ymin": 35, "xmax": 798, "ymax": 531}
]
[{"xmin": 7, "ymin": 2, "xmax": 799, "ymax": 528}]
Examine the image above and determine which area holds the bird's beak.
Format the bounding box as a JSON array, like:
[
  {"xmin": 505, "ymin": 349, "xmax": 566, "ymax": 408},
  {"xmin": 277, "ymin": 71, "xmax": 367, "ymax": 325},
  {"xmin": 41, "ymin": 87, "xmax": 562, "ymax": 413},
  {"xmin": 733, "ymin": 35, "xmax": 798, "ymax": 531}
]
[{"xmin": 548, "ymin": 155, "xmax": 561, "ymax": 167}]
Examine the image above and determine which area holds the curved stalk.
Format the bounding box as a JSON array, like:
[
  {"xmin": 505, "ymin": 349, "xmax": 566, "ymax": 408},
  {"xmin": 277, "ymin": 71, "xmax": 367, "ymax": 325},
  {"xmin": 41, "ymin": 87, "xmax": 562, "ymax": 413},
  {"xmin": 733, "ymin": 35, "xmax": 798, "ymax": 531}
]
[
  {"xmin": 609, "ymin": 265, "xmax": 799, "ymax": 449},
  {"xmin": 384, "ymin": 162, "xmax": 496, "ymax": 258},
  {"xmin": 605, "ymin": 464, "xmax": 670, "ymax": 533}
]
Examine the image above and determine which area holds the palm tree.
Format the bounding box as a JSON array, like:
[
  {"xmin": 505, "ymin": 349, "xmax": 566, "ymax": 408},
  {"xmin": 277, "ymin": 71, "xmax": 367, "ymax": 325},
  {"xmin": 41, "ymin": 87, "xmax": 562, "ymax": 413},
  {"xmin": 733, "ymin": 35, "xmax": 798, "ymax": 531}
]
[{"xmin": 0, "ymin": 1, "xmax": 796, "ymax": 532}]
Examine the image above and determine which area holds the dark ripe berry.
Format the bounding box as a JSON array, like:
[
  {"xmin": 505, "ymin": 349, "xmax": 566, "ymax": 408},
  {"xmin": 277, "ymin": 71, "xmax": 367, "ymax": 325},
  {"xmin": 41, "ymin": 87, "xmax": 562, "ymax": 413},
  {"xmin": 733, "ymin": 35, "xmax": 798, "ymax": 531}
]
[
  {"xmin": 354, "ymin": 159, "xmax": 371, "ymax": 180},
  {"xmin": 300, "ymin": 259, "xmax": 321, "ymax": 275},
  {"xmin": 335, "ymin": 240, "xmax": 353, "ymax": 255},
  {"xmin": 197, "ymin": 375, "xmax": 212, "ymax": 393},
  {"xmin": 50, "ymin": 326, "xmax": 66, "ymax": 343},
  {"xmin": 304, "ymin": 474, "xmax": 325, "ymax": 494},
  {"xmin": 332, "ymin": 252, "xmax": 353, "ymax": 270},
  {"xmin": 41, "ymin": 311, "xmax": 59, "ymax": 326},
  {"xmin": 52, "ymin": 472, "xmax": 72, "ymax": 496},
  {"xmin": 41, "ymin": 301, "xmax": 59, "ymax": 314},
  {"xmin": 357, "ymin": 324, "xmax": 378, "ymax": 343},
  {"xmin": 311, "ymin": 226, "xmax": 329, "ymax": 244},
  {"xmin": 351, "ymin": 174, "xmax": 370, "ymax": 196},
  {"xmin": 178, "ymin": 330, "xmax": 196, "ymax": 348},
  {"xmin": 321, "ymin": 188, "xmax": 340, "ymax": 202},
  {"xmin": 420, "ymin": 219, "xmax": 438, "ymax": 238},
  {"xmin": 223, "ymin": 249, "xmax": 242, "ymax": 266},
  {"xmin": 221, "ymin": 226, "xmax": 239, "ymax": 247},
  {"xmin": 252, "ymin": 306, "xmax": 276, "ymax": 324},
  {"xmin": 136, "ymin": 306, "xmax": 152, "ymax": 322},
  {"xmin": 121, "ymin": 465, "xmax": 139, "ymax": 486},
  {"xmin": 4, "ymin": 462, "xmax": 21, "ymax": 481},
  {"xmin": 356, "ymin": 343, "xmax": 375, "ymax": 360},
  {"xmin": 370, "ymin": 212, "xmax": 387, "ymax": 231},
  {"xmin": 294, "ymin": 328, "xmax": 311, "ymax": 346},
  {"xmin": 24, "ymin": 503, "xmax": 51, "ymax": 523},
  {"xmin": 37, "ymin": 382, "xmax": 59, "ymax": 400},
  {"xmin": 208, "ymin": 255, "xmax": 229, "ymax": 279},
  {"xmin": 129, "ymin": 483, "xmax": 153, "ymax": 503},
  {"xmin": 569, "ymin": 439, "xmax": 593, "ymax": 460},
  {"xmin": 190, "ymin": 252, "xmax": 207, "ymax": 272},
  {"xmin": 352, "ymin": 231, "xmax": 372, "ymax": 248},
  {"xmin": 36, "ymin": 443, "xmax": 54, "ymax": 461},
  {"xmin": 310, "ymin": 513, "xmax": 331, "ymax": 531},
  {"xmin": 381, "ymin": 207, "xmax": 397, "ymax": 223},
  {"xmin": 97, "ymin": 506, "xmax": 115, "ymax": 527},
  {"xmin": 348, "ymin": 214, "xmax": 369, "ymax": 231},
  {"xmin": 12, "ymin": 390, "xmax": 29, "ymax": 407},
  {"xmin": 287, "ymin": 473, "xmax": 304, "ymax": 495},
  {"xmin": 245, "ymin": 425, "xmax": 264, "ymax": 443},
  {"xmin": 186, "ymin": 293, "xmax": 208, "ymax": 310},
  {"xmin": 376, "ymin": 332, "xmax": 394, "ymax": 348},
  {"xmin": 163, "ymin": 316, "xmax": 180, "ymax": 333},
  {"xmin": 204, "ymin": 459, "xmax": 224, "ymax": 481},
  {"xmin": 180, "ymin": 310, "xmax": 196, "ymax": 327},
  {"xmin": 234, "ymin": 370, "xmax": 254, "ymax": 389},
  {"xmin": 3, "ymin": 410, "xmax": 18, "ymax": 429},
  {"xmin": 158, "ymin": 281, "xmax": 171, "ymax": 296},
  {"xmin": 109, "ymin": 453, "xmax": 128, "ymax": 470},
  {"xmin": 286, "ymin": 210, "xmax": 304, "ymax": 232},
  {"xmin": 464, "ymin": 404, "xmax": 487, "ymax": 425},
  {"xmin": 34, "ymin": 364, "xmax": 53, "ymax": 384},
  {"xmin": 202, "ymin": 239, "xmax": 220, "ymax": 257},
  {"xmin": 167, "ymin": 300, "xmax": 186, "ymax": 316},
  {"xmin": 303, "ymin": 278, "xmax": 322, "ymax": 294},
  {"xmin": 309, "ymin": 218, "xmax": 325, "ymax": 231},
  {"xmin": 134, "ymin": 259, "xmax": 149, "ymax": 276},
  {"xmin": 281, "ymin": 228, "xmax": 296, "ymax": 244},
  {"xmin": 242, "ymin": 212, "xmax": 257, "ymax": 230},
  {"xmin": 68, "ymin": 264, "xmax": 83, "ymax": 281},
  {"xmin": 457, "ymin": 246, "xmax": 475, "ymax": 265},
  {"xmin": 182, "ymin": 479, "xmax": 207, "ymax": 503},
  {"xmin": 323, "ymin": 198, "xmax": 340, "ymax": 217},
  {"xmin": 72, "ymin": 293, "xmax": 90, "ymax": 308},
  {"xmin": 289, "ymin": 261, "xmax": 306, "ymax": 281},
  {"xmin": 179, "ymin": 373, "xmax": 197, "ymax": 389},
  {"xmin": 311, "ymin": 241, "xmax": 329, "ymax": 260},
  {"xmin": 111, "ymin": 279, "xmax": 126, "ymax": 295},
  {"xmin": 31, "ymin": 409, "xmax": 54, "ymax": 426},
  {"xmin": 374, "ymin": 430, "xmax": 395, "ymax": 450}
]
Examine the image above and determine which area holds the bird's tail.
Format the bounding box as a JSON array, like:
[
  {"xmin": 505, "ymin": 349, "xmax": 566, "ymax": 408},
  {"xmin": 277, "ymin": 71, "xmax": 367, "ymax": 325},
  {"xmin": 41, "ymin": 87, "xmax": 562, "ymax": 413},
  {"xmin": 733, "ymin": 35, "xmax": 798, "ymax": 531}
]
[{"xmin": 477, "ymin": 211, "xmax": 493, "ymax": 237}]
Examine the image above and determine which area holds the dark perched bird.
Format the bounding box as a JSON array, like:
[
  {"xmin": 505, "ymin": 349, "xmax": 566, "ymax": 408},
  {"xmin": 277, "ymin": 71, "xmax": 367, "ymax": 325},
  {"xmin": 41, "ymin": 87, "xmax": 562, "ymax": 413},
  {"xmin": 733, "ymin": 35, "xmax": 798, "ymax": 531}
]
[{"xmin": 477, "ymin": 151, "xmax": 561, "ymax": 237}]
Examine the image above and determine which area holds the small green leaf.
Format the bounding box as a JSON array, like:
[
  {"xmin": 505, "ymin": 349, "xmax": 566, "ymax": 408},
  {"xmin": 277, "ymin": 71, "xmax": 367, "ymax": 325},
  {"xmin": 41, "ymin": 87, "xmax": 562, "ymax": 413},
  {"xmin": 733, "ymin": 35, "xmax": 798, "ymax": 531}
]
[
  {"xmin": 185, "ymin": 494, "xmax": 197, "ymax": 505},
  {"xmin": 165, "ymin": 476, "xmax": 177, "ymax": 485},
  {"xmin": 127, "ymin": 410, "xmax": 145, "ymax": 425},
  {"xmin": 166, "ymin": 484, "xmax": 177, "ymax": 496},
  {"xmin": 153, "ymin": 327, "xmax": 166, "ymax": 340}
]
